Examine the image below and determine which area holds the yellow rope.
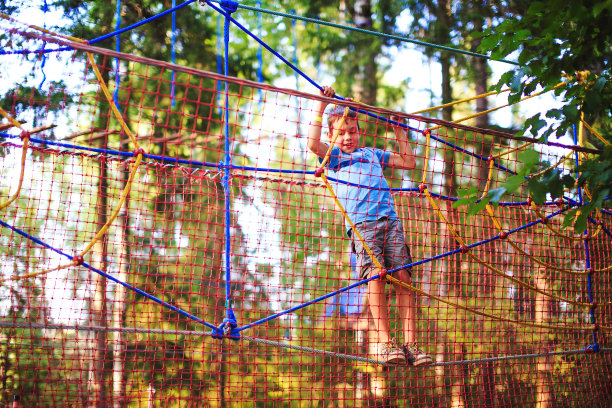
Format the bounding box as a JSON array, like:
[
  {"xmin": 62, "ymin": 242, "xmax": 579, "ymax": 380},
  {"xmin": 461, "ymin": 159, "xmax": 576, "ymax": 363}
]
[
  {"xmin": 484, "ymin": 204, "xmax": 608, "ymax": 275},
  {"xmin": 424, "ymin": 187, "xmax": 599, "ymax": 307},
  {"xmin": 411, "ymin": 88, "xmax": 511, "ymax": 115},
  {"xmin": 385, "ymin": 274, "xmax": 603, "ymax": 331},
  {"xmin": 8, "ymin": 50, "xmax": 144, "ymax": 281},
  {"xmin": 528, "ymin": 201, "xmax": 602, "ymax": 241},
  {"xmin": 429, "ymin": 82, "xmax": 566, "ymax": 132},
  {"xmin": 530, "ymin": 152, "xmax": 573, "ymax": 178},
  {"xmin": 581, "ymin": 119, "xmax": 610, "ymax": 146},
  {"xmin": 318, "ymin": 106, "xmax": 349, "ymax": 170},
  {"xmin": 0, "ymin": 107, "xmax": 30, "ymax": 211},
  {"xmin": 86, "ymin": 52, "xmax": 140, "ymax": 149}
]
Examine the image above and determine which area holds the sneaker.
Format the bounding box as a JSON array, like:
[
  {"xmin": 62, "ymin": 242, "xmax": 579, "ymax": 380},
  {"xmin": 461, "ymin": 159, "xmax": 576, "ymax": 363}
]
[
  {"xmin": 377, "ymin": 339, "xmax": 406, "ymax": 364},
  {"xmin": 404, "ymin": 343, "xmax": 433, "ymax": 366}
]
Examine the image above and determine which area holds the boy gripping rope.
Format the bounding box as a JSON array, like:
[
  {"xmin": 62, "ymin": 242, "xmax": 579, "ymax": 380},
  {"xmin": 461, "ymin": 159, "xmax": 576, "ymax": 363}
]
[{"xmin": 307, "ymin": 86, "xmax": 432, "ymax": 366}]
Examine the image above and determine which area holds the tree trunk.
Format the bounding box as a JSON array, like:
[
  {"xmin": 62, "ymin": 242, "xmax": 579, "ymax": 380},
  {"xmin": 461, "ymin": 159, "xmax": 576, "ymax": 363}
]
[
  {"xmin": 88, "ymin": 53, "xmax": 112, "ymax": 406},
  {"xmin": 450, "ymin": 343, "xmax": 466, "ymax": 408},
  {"xmin": 111, "ymin": 128, "xmax": 133, "ymax": 408},
  {"xmin": 89, "ymin": 239, "xmax": 108, "ymax": 406},
  {"xmin": 350, "ymin": 0, "xmax": 378, "ymax": 106}
]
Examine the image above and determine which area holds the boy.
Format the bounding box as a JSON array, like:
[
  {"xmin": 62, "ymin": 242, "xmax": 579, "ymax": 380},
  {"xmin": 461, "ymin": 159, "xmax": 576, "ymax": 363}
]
[{"xmin": 307, "ymin": 86, "xmax": 432, "ymax": 366}]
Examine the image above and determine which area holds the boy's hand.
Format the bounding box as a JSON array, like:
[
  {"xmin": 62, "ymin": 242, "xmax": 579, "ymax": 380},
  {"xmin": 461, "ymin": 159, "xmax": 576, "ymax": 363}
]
[
  {"xmin": 390, "ymin": 114, "xmax": 404, "ymax": 127},
  {"xmin": 320, "ymin": 86, "xmax": 335, "ymax": 98}
]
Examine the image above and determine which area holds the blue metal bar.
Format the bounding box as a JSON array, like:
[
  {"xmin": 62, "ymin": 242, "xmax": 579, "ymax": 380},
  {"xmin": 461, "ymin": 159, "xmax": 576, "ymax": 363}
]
[
  {"xmin": 89, "ymin": 0, "xmax": 198, "ymax": 44},
  {"xmin": 0, "ymin": 218, "xmax": 218, "ymax": 332}
]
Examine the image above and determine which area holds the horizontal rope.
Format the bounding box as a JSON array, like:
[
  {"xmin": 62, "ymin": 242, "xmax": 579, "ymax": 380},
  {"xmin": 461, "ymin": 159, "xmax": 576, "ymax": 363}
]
[
  {"xmin": 3, "ymin": 135, "xmax": 600, "ymax": 208},
  {"xmin": 9, "ymin": 27, "xmax": 603, "ymax": 157},
  {"xmin": 0, "ymin": 321, "xmax": 605, "ymax": 367}
]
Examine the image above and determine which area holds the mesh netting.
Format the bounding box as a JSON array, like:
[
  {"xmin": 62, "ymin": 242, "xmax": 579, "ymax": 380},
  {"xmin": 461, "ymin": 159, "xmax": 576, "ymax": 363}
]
[{"xmin": 0, "ymin": 27, "xmax": 611, "ymax": 407}]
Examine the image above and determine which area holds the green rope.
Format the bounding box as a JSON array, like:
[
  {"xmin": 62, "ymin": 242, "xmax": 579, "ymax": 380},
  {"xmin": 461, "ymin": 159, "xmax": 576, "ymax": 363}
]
[{"xmin": 208, "ymin": 0, "xmax": 519, "ymax": 66}]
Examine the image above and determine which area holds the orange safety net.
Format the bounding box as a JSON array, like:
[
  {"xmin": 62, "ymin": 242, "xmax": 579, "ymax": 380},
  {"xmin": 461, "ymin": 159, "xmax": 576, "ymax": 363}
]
[{"xmin": 0, "ymin": 27, "xmax": 611, "ymax": 407}]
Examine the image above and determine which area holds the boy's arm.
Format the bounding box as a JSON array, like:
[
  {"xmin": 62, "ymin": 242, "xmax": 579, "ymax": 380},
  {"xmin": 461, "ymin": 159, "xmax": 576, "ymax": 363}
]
[
  {"xmin": 386, "ymin": 115, "xmax": 417, "ymax": 170},
  {"xmin": 307, "ymin": 86, "xmax": 335, "ymax": 159}
]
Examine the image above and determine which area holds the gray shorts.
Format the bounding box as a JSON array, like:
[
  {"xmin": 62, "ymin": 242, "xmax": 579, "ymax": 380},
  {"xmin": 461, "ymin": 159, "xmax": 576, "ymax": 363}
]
[{"xmin": 350, "ymin": 217, "xmax": 413, "ymax": 280}]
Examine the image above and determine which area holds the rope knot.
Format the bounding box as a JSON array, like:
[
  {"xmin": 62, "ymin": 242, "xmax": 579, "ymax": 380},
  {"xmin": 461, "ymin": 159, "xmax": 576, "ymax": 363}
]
[
  {"xmin": 418, "ymin": 183, "xmax": 427, "ymax": 193},
  {"xmin": 422, "ymin": 128, "xmax": 431, "ymax": 136},
  {"xmin": 499, "ymin": 231, "xmax": 508, "ymax": 240},
  {"xmin": 133, "ymin": 147, "xmax": 146, "ymax": 158},
  {"xmin": 314, "ymin": 168, "xmax": 324, "ymax": 178},
  {"xmin": 19, "ymin": 130, "xmax": 31, "ymax": 141},
  {"xmin": 220, "ymin": 0, "xmax": 239, "ymax": 14},
  {"xmin": 72, "ymin": 255, "xmax": 84, "ymax": 266}
]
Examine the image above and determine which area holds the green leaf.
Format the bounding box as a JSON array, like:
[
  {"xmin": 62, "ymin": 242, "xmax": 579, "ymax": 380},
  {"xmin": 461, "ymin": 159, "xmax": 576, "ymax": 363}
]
[
  {"xmin": 562, "ymin": 104, "xmax": 579, "ymax": 122},
  {"xmin": 502, "ymin": 174, "xmax": 526, "ymax": 192},
  {"xmin": 519, "ymin": 150, "xmax": 540, "ymax": 170},
  {"xmin": 527, "ymin": 178, "xmax": 546, "ymax": 204},
  {"xmin": 467, "ymin": 197, "xmax": 491, "ymax": 216},
  {"xmin": 561, "ymin": 174, "xmax": 575, "ymax": 188},
  {"xmin": 545, "ymin": 109, "xmax": 563, "ymax": 120},
  {"xmin": 593, "ymin": 77, "xmax": 607, "ymax": 92},
  {"xmin": 487, "ymin": 187, "xmax": 506, "ymax": 202}
]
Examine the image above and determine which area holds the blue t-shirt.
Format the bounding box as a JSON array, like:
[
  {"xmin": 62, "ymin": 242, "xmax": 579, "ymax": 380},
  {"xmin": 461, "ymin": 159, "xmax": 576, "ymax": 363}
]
[{"xmin": 320, "ymin": 145, "xmax": 397, "ymax": 233}]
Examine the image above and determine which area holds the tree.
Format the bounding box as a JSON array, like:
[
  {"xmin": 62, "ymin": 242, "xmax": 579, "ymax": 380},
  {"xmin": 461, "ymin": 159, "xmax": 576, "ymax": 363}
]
[{"xmin": 477, "ymin": 0, "xmax": 612, "ymax": 232}]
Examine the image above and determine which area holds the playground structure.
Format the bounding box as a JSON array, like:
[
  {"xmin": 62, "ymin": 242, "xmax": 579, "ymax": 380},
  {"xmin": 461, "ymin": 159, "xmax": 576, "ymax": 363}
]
[{"xmin": 1, "ymin": 2, "xmax": 611, "ymax": 407}]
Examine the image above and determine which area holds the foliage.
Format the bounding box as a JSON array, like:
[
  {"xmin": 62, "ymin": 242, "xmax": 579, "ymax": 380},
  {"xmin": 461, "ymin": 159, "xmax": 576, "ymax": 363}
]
[{"xmin": 476, "ymin": 0, "xmax": 612, "ymax": 231}]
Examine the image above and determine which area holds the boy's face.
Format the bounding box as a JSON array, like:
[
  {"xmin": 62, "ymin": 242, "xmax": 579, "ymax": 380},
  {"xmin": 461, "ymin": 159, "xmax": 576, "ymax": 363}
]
[{"xmin": 327, "ymin": 117, "xmax": 360, "ymax": 153}]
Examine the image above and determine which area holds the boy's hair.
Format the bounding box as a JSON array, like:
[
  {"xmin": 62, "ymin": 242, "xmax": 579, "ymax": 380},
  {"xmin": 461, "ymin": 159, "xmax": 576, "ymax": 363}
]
[{"xmin": 326, "ymin": 105, "xmax": 359, "ymax": 131}]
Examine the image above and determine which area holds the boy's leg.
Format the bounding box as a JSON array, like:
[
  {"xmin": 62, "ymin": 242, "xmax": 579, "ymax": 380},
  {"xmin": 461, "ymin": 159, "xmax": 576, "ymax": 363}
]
[
  {"xmin": 393, "ymin": 270, "xmax": 432, "ymax": 366},
  {"xmin": 394, "ymin": 268, "xmax": 416, "ymax": 343},
  {"xmin": 368, "ymin": 269, "xmax": 391, "ymax": 343}
]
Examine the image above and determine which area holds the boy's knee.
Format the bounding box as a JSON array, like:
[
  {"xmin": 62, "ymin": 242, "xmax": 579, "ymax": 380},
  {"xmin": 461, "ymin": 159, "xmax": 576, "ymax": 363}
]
[{"xmin": 395, "ymin": 268, "xmax": 412, "ymax": 283}]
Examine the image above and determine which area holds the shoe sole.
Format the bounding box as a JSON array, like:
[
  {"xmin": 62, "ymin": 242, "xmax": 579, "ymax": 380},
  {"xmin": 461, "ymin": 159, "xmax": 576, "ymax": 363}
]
[
  {"xmin": 412, "ymin": 356, "xmax": 433, "ymax": 366},
  {"xmin": 384, "ymin": 355, "xmax": 406, "ymax": 364}
]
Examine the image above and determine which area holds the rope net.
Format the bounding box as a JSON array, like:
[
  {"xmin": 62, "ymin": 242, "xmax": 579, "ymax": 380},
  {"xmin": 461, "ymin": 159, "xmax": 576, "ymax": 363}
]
[{"xmin": 1, "ymin": 27, "xmax": 611, "ymax": 407}]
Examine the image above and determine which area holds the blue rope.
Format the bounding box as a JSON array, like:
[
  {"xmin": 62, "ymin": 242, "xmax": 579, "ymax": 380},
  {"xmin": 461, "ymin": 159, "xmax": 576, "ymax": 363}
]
[
  {"xmin": 113, "ymin": 0, "xmax": 122, "ymax": 110},
  {"xmin": 0, "ymin": 218, "xmax": 218, "ymax": 332},
  {"xmin": 171, "ymin": 0, "xmax": 177, "ymax": 107},
  {"xmin": 221, "ymin": 1, "xmax": 239, "ymax": 337},
  {"xmin": 203, "ymin": 0, "xmax": 521, "ymax": 176},
  {"xmin": 2, "ymin": 133, "xmax": 594, "ymax": 207},
  {"xmin": 89, "ymin": 0, "xmax": 197, "ymax": 44},
  {"xmin": 256, "ymin": 0, "xmax": 263, "ymax": 104},
  {"xmin": 216, "ymin": 14, "xmax": 223, "ymax": 116},
  {"xmin": 291, "ymin": 9, "xmax": 298, "ymax": 89},
  {"xmin": 38, "ymin": 0, "xmax": 49, "ymax": 90},
  {"xmin": 0, "ymin": 133, "xmax": 595, "ymax": 335},
  {"xmin": 235, "ymin": 204, "xmax": 572, "ymax": 333},
  {"xmin": 0, "ymin": 47, "xmax": 71, "ymax": 56}
]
